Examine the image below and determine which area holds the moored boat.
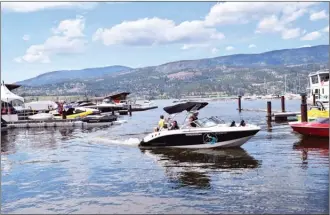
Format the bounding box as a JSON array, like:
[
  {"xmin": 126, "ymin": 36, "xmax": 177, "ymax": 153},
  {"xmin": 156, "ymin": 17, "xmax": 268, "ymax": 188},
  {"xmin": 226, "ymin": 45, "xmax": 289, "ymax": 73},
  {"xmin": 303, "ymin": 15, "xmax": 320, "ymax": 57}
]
[
  {"xmin": 28, "ymin": 113, "xmax": 54, "ymax": 120},
  {"xmin": 289, "ymin": 117, "xmax": 329, "ymax": 137}
]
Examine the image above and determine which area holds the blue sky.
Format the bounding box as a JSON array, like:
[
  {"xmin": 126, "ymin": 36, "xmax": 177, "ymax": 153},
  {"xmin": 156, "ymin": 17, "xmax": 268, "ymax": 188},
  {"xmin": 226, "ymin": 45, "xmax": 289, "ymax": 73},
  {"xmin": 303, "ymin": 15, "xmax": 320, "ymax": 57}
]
[{"xmin": 1, "ymin": 2, "xmax": 329, "ymax": 83}]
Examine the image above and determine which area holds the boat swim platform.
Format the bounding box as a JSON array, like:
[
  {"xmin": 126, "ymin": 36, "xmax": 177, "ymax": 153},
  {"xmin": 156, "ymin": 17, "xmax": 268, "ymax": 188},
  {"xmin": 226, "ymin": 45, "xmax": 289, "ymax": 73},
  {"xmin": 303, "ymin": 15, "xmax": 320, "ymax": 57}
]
[{"xmin": 5, "ymin": 119, "xmax": 126, "ymax": 129}]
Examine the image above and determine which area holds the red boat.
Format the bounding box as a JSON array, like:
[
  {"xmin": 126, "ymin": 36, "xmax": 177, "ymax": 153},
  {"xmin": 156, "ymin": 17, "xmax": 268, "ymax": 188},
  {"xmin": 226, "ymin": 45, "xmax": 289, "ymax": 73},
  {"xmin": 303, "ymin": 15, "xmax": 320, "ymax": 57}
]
[{"xmin": 289, "ymin": 118, "xmax": 329, "ymax": 137}]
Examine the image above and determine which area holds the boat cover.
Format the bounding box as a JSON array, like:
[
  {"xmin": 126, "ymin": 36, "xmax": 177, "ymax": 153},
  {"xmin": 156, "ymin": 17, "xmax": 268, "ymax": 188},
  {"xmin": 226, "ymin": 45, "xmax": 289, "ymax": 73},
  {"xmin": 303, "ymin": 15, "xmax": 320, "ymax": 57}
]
[{"xmin": 163, "ymin": 102, "xmax": 208, "ymax": 114}]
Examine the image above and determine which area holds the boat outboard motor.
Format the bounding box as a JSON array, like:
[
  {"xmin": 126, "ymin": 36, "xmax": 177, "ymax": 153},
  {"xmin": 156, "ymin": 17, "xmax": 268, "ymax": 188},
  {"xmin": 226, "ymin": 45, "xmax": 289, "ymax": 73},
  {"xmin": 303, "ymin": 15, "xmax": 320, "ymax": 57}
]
[
  {"xmin": 240, "ymin": 120, "xmax": 246, "ymax": 127},
  {"xmin": 230, "ymin": 121, "xmax": 236, "ymax": 127}
]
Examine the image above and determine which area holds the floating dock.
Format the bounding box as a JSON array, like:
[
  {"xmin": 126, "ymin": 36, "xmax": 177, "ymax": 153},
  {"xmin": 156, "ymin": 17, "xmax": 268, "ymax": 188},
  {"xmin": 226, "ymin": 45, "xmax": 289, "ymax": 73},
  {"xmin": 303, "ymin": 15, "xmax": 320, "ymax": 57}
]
[
  {"xmin": 272, "ymin": 112, "xmax": 300, "ymax": 122},
  {"xmin": 4, "ymin": 119, "xmax": 126, "ymax": 129}
]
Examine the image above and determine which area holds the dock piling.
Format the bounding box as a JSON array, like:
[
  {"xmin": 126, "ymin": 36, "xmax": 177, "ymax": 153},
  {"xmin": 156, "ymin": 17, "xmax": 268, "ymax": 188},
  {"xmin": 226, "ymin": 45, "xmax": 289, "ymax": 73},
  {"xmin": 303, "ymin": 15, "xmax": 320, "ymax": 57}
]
[
  {"xmin": 129, "ymin": 105, "xmax": 132, "ymax": 116},
  {"xmin": 281, "ymin": 96, "xmax": 285, "ymax": 112},
  {"xmin": 267, "ymin": 101, "xmax": 272, "ymax": 127},
  {"xmin": 300, "ymin": 93, "xmax": 308, "ymax": 122},
  {"xmin": 238, "ymin": 96, "xmax": 242, "ymax": 112}
]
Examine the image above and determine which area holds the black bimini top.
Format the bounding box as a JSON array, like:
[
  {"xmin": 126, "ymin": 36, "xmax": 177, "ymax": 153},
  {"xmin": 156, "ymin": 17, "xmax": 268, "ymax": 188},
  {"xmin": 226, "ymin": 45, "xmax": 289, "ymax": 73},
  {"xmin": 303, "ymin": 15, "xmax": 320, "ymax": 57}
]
[{"xmin": 163, "ymin": 102, "xmax": 208, "ymax": 114}]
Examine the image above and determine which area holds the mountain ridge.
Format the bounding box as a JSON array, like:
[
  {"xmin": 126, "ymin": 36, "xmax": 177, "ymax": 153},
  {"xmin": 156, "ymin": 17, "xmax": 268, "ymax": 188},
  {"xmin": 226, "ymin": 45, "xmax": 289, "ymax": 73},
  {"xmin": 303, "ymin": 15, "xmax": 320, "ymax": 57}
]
[
  {"xmin": 16, "ymin": 65, "xmax": 132, "ymax": 86},
  {"xmin": 16, "ymin": 45, "xmax": 329, "ymax": 88}
]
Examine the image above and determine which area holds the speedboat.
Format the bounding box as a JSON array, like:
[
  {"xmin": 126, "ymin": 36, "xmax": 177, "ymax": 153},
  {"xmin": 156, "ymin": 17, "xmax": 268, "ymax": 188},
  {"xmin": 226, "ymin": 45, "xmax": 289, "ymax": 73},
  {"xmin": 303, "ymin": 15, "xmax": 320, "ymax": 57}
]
[
  {"xmin": 289, "ymin": 117, "xmax": 329, "ymax": 137},
  {"xmin": 138, "ymin": 102, "xmax": 261, "ymax": 149}
]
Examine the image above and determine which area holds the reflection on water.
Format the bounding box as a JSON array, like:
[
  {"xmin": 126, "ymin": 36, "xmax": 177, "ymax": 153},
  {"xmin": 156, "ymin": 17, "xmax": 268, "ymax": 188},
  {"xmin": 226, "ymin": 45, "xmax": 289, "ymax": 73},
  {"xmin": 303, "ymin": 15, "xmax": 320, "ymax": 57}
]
[
  {"xmin": 140, "ymin": 148, "xmax": 261, "ymax": 189},
  {"xmin": 293, "ymin": 136, "xmax": 329, "ymax": 150},
  {"xmin": 1, "ymin": 100, "xmax": 329, "ymax": 214},
  {"xmin": 293, "ymin": 136, "xmax": 329, "ymax": 169}
]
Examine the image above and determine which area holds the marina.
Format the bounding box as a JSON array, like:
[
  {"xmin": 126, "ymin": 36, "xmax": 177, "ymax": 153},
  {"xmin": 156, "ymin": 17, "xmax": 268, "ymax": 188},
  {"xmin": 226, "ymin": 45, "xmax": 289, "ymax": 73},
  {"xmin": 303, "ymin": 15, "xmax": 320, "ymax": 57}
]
[
  {"xmin": 1, "ymin": 3, "xmax": 329, "ymax": 213},
  {"xmin": 1, "ymin": 99, "xmax": 328, "ymax": 214}
]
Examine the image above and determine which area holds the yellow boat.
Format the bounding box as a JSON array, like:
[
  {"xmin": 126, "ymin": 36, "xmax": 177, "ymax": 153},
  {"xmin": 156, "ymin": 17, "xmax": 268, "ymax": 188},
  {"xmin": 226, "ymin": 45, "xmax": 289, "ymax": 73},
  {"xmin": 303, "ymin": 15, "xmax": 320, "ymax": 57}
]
[
  {"xmin": 297, "ymin": 108, "xmax": 329, "ymax": 122},
  {"xmin": 54, "ymin": 110, "xmax": 94, "ymax": 119}
]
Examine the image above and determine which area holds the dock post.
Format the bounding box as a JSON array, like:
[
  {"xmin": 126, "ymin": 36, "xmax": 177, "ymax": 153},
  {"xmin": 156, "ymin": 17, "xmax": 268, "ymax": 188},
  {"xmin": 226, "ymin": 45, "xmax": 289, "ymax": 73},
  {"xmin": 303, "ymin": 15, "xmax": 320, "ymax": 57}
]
[
  {"xmin": 238, "ymin": 96, "xmax": 242, "ymax": 112},
  {"xmin": 129, "ymin": 105, "xmax": 132, "ymax": 116},
  {"xmin": 281, "ymin": 96, "xmax": 285, "ymax": 112},
  {"xmin": 267, "ymin": 101, "xmax": 272, "ymax": 128},
  {"xmin": 312, "ymin": 93, "xmax": 316, "ymax": 106},
  {"xmin": 301, "ymin": 93, "xmax": 308, "ymax": 122}
]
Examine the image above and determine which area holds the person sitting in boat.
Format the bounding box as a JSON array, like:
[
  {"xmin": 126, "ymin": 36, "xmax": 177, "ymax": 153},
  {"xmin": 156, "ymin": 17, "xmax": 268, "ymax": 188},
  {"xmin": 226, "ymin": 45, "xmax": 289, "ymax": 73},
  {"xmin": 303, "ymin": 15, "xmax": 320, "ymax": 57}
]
[
  {"xmin": 192, "ymin": 112, "xmax": 199, "ymax": 121},
  {"xmin": 188, "ymin": 112, "xmax": 199, "ymax": 127},
  {"xmin": 154, "ymin": 115, "xmax": 166, "ymax": 132},
  {"xmin": 189, "ymin": 116, "xmax": 197, "ymax": 127},
  {"xmin": 239, "ymin": 120, "xmax": 246, "ymax": 127},
  {"xmin": 169, "ymin": 120, "xmax": 179, "ymax": 130}
]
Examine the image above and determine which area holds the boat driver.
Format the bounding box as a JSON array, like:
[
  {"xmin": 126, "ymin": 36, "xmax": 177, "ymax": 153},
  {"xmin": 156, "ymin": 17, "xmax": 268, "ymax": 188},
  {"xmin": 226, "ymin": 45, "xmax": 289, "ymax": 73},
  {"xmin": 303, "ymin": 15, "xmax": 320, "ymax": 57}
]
[{"xmin": 189, "ymin": 111, "xmax": 199, "ymax": 127}]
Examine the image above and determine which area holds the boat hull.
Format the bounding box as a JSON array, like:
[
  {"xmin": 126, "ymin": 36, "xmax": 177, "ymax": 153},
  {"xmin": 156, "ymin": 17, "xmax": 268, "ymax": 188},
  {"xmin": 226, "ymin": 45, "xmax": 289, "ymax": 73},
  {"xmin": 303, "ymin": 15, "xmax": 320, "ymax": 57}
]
[
  {"xmin": 291, "ymin": 125, "xmax": 329, "ymax": 137},
  {"xmin": 139, "ymin": 128, "xmax": 260, "ymax": 149},
  {"xmin": 290, "ymin": 121, "xmax": 329, "ymax": 137}
]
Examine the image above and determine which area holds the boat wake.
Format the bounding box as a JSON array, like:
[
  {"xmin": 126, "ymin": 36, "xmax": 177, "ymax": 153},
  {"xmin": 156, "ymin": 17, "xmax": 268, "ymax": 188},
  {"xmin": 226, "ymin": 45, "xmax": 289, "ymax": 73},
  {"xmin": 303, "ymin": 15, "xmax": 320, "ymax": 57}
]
[{"xmin": 91, "ymin": 136, "xmax": 141, "ymax": 147}]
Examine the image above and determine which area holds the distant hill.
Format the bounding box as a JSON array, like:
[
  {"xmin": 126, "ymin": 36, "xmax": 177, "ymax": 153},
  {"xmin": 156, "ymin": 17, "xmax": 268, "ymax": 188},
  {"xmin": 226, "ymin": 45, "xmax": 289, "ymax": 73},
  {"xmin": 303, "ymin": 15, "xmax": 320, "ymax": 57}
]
[
  {"xmin": 14, "ymin": 45, "xmax": 329, "ymax": 98},
  {"xmin": 152, "ymin": 45, "xmax": 329, "ymax": 73},
  {"xmin": 16, "ymin": 65, "xmax": 132, "ymax": 86}
]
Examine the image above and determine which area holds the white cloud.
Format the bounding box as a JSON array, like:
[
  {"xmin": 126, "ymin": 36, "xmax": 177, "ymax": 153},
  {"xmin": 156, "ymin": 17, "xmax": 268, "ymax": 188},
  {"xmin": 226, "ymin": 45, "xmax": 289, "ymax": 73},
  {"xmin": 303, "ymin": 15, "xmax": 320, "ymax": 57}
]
[
  {"xmin": 15, "ymin": 16, "xmax": 87, "ymax": 63},
  {"xmin": 256, "ymin": 15, "xmax": 284, "ymax": 33},
  {"xmin": 310, "ymin": 10, "xmax": 328, "ymax": 21},
  {"xmin": 211, "ymin": 48, "xmax": 219, "ymax": 54},
  {"xmin": 205, "ymin": 2, "xmax": 317, "ymax": 26},
  {"xmin": 93, "ymin": 17, "xmax": 224, "ymax": 47},
  {"xmin": 226, "ymin": 46, "xmax": 234, "ymax": 51},
  {"xmin": 93, "ymin": 2, "xmax": 318, "ymax": 48},
  {"xmin": 300, "ymin": 31, "xmax": 322, "ymax": 41},
  {"xmin": 281, "ymin": 28, "xmax": 301, "ymax": 40},
  {"xmin": 253, "ymin": 2, "xmax": 318, "ymax": 39},
  {"xmin": 52, "ymin": 15, "xmax": 85, "ymax": 38},
  {"xmin": 181, "ymin": 44, "xmax": 210, "ymax": 50},
  {"xmin": 22, "ymin": 34, "xmax": 30, "ymax": 41},
  {"xmin": 256, "ymin": 15, "xmax": 303, "ymax": 39},
  {"xmin": 322, "ymin": 25, "xmax": 329, "ymax": 33},
  {"xmin": 1, "ymin": 2, "xmax": 97, "ymax": 13},
  {"xmin": 248, "ymin": 44, "xmax": 256, "ymax": 48}
]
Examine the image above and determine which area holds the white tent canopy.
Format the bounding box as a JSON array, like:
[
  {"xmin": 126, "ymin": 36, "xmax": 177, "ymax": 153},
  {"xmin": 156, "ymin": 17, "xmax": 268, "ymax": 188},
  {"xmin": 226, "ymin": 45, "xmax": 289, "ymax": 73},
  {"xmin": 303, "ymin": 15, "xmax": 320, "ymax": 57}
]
[{"xmin": 1, "ymin": 84, "xmax": 24, "ymax": 103}]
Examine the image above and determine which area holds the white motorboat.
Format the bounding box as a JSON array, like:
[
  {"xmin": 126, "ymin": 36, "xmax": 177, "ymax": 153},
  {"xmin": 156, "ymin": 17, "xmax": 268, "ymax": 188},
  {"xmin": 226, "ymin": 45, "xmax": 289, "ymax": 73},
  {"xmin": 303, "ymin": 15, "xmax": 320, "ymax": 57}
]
[
  {"xmin": 28, "ymin": 113, "xmax": 54, "ymax": 120},
  {"xmin": 306, "ymin": 69, "xmax": 329, "ymax": 110},
  {"xmin": 139, "ymin": 102, "xmax": 261, "ymax": 149},
  {"xmin": 83, "ymin": 98, "xmax": 127, "ymax": 112}
]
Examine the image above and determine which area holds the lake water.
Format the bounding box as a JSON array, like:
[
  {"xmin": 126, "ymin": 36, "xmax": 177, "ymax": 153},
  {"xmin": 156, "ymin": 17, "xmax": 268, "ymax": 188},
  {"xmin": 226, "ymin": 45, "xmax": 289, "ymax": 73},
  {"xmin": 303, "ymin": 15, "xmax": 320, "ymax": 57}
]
[{"xmin": 1, "ymin": 99, "xmax": 329, "ymax": 214}]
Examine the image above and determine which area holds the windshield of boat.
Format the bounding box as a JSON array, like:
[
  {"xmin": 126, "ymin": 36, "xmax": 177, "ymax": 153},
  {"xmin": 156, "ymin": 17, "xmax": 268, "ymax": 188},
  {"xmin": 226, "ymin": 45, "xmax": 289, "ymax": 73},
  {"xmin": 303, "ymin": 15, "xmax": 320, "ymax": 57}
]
[
  {"xmin": 102, "ymin": 99, "xmax": 115, "ymax": 104},
  {"xmin": 315, "ymin": 117, "xmax": 330, "ymax": 124},
  {"xmin": 194, "ymin": 117, "xmax": 219, "ymax": 127}
]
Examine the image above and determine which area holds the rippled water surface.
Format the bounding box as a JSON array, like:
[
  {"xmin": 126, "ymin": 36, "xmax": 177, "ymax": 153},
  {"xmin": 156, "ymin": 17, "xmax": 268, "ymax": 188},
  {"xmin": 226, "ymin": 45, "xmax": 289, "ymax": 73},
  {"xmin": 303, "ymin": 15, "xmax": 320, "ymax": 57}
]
[{"xmin": 1, "ymin": 99, "xmax": 329, "ymax": 214}]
